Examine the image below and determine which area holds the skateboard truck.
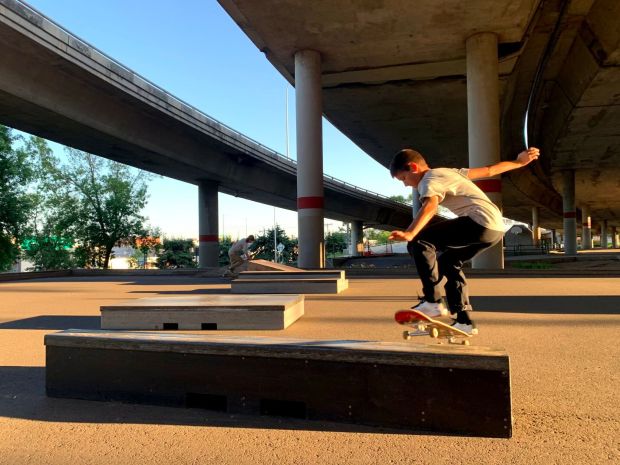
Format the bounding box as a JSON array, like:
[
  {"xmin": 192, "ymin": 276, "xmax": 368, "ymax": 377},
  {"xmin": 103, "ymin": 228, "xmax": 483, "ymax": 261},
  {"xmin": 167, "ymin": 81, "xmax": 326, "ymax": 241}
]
[{"xmin": 395, "ymin": 309, "xmax": 472, "ymax": 346}]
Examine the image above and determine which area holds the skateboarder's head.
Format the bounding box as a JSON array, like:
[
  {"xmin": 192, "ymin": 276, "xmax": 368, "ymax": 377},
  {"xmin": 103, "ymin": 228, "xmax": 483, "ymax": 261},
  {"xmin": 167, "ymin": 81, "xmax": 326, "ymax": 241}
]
[
  {"xmin": 389, "ymin": 149, "xmax": 429, "ymax": 187},
  {"xmin": 246, "ymin": 235, "xmax": 255, "ymax": 243}
]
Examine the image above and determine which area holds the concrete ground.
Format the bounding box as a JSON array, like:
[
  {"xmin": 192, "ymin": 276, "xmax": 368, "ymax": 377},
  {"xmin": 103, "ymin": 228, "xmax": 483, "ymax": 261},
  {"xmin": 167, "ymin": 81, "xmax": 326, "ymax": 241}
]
[{"xmin": 0, "ymin": 273, "xmax": 618, "ymax": 465}]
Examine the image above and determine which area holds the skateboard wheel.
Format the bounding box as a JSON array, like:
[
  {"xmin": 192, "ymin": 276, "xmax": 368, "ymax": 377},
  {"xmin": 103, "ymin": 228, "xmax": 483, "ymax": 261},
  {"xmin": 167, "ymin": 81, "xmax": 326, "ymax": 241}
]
[
  {"xmin": 402, "ymin": 330, "xmax": 411, "ymax": 340},
  {"xmin": 430, "ymin": 327, "xmax": 439, "ymax": 338},
  {"xmin": 462, "ymin": 340, "xmax": 470, "ymax": 346}
]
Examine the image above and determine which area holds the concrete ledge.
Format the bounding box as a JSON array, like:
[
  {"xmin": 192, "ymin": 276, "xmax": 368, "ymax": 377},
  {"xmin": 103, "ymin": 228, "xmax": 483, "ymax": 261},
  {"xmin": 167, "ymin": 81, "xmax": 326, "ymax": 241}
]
[
  {"xmin": 233, "ymin": 270, "xmax": 349, "ymax": 294},
  {"xmin": 100, "ymin": 295, "xmax": 304, "ymax": 330},
  {"xmin": 45, "ymin": 330, "xmax": 512, "ymax": 437},
  {"xmin": 0, "ymin": 270, "xmax": 71, "ymax": 281},
  {"xmin": 238, "ymin": 270, "xmax": 346, "ymax": 280},
  {"xmin": 231, "ymin": 278, "xmax": 348, "ymax": 294}
]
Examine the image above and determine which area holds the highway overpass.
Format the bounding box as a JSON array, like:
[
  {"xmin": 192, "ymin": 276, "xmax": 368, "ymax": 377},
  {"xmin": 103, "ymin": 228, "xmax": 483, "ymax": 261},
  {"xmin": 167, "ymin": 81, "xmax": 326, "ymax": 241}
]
[
  {"xmin": 0, "ymin": 0, "xmax": 413, "ymax": 267},
  {"xmin": 219, "ymin": 0, "xmax": 620, "ymax": 265}
]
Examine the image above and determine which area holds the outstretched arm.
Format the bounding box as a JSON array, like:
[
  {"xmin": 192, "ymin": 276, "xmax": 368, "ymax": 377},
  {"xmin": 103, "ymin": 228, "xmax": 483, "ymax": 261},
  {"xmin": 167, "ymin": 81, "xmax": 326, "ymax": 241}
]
[
  {"xmin": 467, "ymin": 147, "xmax": 540, "ymax": 180},
  {"xmin": 388, "ymin": 195, "xmax": 439, "ymax": 242}
]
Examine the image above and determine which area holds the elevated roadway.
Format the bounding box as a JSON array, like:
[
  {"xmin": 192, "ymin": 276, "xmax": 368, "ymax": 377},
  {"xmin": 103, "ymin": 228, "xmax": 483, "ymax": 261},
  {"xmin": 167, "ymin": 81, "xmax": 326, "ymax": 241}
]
[
  {"xmin": 219, "ymin": 0, "xmax": 620, "ymax": 232},
  {"xmin": 0, "ymin": 0, "xmax": 412, "ymax": 236}
]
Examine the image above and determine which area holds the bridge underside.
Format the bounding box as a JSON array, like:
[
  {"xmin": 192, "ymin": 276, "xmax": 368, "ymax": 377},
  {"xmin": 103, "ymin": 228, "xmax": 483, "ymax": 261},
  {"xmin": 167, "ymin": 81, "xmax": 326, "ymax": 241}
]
[{"xmin": 220, "ymin": 0, "xmax": 620, "ymax": 230}]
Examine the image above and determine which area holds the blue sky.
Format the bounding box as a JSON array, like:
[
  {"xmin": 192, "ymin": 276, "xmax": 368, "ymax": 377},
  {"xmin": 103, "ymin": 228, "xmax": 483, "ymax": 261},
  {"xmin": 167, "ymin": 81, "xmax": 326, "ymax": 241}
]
[{"xmin": 20, "ymin": 0, "xmax": 411, "ymax": 239}]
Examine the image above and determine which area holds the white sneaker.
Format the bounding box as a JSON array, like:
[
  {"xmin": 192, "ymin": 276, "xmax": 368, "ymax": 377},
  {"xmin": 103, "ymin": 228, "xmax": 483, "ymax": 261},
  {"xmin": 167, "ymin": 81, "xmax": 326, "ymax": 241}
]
[
  {"xmin": 411, "ymin": 300, "xmax": 448, "ymax": 318},
  {"xmin": 451, "ymin": 321, "xmax": 479, "ymax": 335}
]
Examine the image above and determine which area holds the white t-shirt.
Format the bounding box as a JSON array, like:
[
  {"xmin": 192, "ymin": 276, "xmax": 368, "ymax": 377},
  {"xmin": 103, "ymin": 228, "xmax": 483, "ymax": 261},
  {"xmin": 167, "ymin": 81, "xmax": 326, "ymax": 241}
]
[
  {"xmin": 229, "ymin": 238, "xmax": 249, "ymax": 255},
  {"xmin": 417, "ymin": 168, "xmax": 504, "ymax": 232}
]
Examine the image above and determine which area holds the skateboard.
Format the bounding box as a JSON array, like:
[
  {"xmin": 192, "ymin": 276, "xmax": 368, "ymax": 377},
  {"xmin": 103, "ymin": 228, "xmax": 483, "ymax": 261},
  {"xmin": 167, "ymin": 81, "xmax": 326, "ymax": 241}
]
[{"xmin": 394, "ymin": 309, "xmax": 472, "ymax": 345}]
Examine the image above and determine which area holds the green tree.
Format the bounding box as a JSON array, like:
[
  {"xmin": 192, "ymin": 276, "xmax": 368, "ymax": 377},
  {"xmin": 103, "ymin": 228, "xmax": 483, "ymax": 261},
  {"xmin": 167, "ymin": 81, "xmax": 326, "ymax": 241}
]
[
  {"xmin": 21, "ymin": 234, "xmax": 75, "ymax": 271},
  {"xmin": 134, "ymin": 227, "xmax": 162, "ymax": 269},
  {"xmin": 389, "ymin": 193, "xmax": 413, "ymax": 204},
  {"xmin": 157, "ymin": 238, "xmax": 197, "ymax": 269},
  {"xmin": 219, "ymin": 235, "xmax": 233, "ymax": 267},
  {"xmin": 250, "ymin": 227, "xmax": 298, "ymax": 264},
  {"xmin": 325, "ymin": 231, "xmax": 348, "ymax": 256},
  {"xmin": 0, "ymin": 126, "xmax": 38, "ymax": 271},
  {"xmin": 365, "ymin": 228, "xmax": 391, "ymax": 243},
  {"xmin": 39, "ymin": 147, "xmax": 153, "ymax": 269}
]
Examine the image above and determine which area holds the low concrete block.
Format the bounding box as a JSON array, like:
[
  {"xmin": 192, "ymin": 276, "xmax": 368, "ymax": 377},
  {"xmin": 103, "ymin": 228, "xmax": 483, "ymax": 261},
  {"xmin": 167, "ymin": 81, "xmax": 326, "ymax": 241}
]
[
  {"xmin": 238, "ymin": 270, "xmax": 346, "ymax": 280},
  {"xmin": 100, "ymin": 294, "xmax": 304, "ymax": 330},
  {"xmin": 231, "ymin": 277, "xmax": 348, "ymax": 294},
  {"xmin": 232, "ymin": 270, "xmax": 348, "ymax": 294},
  {"xmin": 45, "ymin": 331, "xmax": 512, "ymax": 437}
]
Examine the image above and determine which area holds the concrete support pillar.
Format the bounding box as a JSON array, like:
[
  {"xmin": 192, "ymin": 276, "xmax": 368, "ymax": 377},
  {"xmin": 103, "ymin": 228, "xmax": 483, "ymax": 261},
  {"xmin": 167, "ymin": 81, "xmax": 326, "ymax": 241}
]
[
  {"xmin": 466, "ymin": 32, "xmax": 503, "ymax": 269},
  {"xmin": 351, "ymin": 221, "xmax": 363, "ymax": 257},
  {"xmin": 561, "ymin": 170, "xmax": 577, "ymax": 255},
  {"xmin": 198, "ymin": 181, "xmax": 219, "ymax": 268},
  {"xmin": 611, "ymin": 226, "xmax": 618, "ymax": 249},
  {"xmin": 531, "ymin": 206, "xmax": 540, "ymax": 247},
  {"xmin": 551, "ymin": 229, "xmax": 557, "ymax": 249},
  {"xmin": 412, "ymin": 187, "xmax": 421, "ymax": 217},
  {"xmin": 295, "ymin": 49, "xmax": 324, "ymax": 269},
  {"xmin": 581, "ymin": 205, "xmax": 592, "ymax": 250},
  {"xmin": 600, "ymin": 220, "xmax": 608, "ymax": 249}
]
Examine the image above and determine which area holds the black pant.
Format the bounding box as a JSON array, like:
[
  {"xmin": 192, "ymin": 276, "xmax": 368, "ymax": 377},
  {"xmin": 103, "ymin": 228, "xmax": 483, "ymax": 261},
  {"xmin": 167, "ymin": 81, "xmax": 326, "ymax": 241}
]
[{"xmin": 407, "ymin": 216, "xmax": 503, "ymax": 313}]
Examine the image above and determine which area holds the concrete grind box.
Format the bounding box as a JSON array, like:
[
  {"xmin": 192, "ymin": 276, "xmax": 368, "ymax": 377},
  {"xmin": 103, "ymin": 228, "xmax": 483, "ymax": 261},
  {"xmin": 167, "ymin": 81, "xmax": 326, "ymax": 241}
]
[{"xmin": 45, "ymin": 330, "xmax": 512, "ymax": 438}]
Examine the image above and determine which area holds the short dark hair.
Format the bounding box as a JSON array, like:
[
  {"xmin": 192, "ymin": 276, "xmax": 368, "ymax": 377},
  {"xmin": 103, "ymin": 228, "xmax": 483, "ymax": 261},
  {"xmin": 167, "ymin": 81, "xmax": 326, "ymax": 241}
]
[
  {"xmin": 389, "ymin": 149, "xmax": 426, "ymax": 177},
  {"xmin": 246, "ymin": 235, "xmax": 255, "ymax": 242}
]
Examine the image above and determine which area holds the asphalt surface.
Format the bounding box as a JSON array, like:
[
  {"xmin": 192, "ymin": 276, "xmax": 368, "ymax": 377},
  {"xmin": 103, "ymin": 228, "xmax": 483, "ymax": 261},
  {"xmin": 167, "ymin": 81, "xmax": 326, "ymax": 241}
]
[{"xmin": 0, "ymin": 273, "xmax": 618, "ymax": 465}]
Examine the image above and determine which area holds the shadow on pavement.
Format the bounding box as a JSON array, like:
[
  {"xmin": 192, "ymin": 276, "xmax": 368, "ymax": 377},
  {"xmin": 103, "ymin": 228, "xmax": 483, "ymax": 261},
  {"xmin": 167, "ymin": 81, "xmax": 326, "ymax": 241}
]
[
  {"xmin": 128, "ymin": 288, "xmax": 231, "ymax": 295},
  {"xmin": 470, "ymin": 295, "xmax": 620, "ymax": 314},
  {"xmin": 0, "ymin": 316, "xmax": 101, "ymax": 330},
  {"xmin": 308, "ymin": 295, "xmax": 620, "ymax": 315},
  {"xmin": 0, "ymin": 366, "xmax": 417, "ymax": 435}
]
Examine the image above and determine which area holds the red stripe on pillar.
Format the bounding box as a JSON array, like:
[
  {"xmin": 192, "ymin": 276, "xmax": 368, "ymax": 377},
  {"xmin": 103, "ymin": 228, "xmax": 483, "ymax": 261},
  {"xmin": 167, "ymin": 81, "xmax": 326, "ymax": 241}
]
[
  {"xmin": 298, "ymin": 196, "xmax": 324, "ymax": 209},
  {"xmin": 199, "ymin": 235, "xmax": 218, "ymax": 242},
  {"xmin": 474, "ymin": 179, "xmax": 502, "ymax": 193},
  {"xmin": 563, "ymin": 212, "xmax": 576, "ymax": 219}
]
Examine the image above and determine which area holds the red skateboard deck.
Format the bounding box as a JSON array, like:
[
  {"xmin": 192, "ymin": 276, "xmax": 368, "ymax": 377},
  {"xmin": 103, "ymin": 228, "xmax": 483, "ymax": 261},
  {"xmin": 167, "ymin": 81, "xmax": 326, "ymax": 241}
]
[{"xmin": 395, "ymin": 309, "xmax": 472, "ymax": 345}]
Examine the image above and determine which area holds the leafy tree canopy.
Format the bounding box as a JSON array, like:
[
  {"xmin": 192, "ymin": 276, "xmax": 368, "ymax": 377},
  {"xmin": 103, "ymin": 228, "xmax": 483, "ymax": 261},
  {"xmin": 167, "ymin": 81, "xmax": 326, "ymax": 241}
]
[
  {"xmin": 157, "ymin": 238, "xmax": 196, "ymax": 269},
  {"xmin": 38, "ymin": 147, "xmax": 153, "ymax": 269},
  {"xmin": 250, "ymin": 226, "xmax": 298, "ymax": 264},
  {"xmin": 0, "ymin": 126, "xmax": 39, "ymax": 271}
]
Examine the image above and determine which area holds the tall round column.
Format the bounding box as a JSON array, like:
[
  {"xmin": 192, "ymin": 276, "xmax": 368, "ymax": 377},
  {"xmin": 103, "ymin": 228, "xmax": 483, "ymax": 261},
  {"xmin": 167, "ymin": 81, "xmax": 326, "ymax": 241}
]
[
  {"xmin": 412, "ymin": 187, "xmax": 421, "ymax": 217},
  {"xmin": 561, "ymin": 170, "xmax": 577, "ymax": 255},
  {"xmin": 611, "ymin": 226, "xmax": 618, "ymax": 249},
  {"xmin": 532, "ymin": 206, "xmax": 540, "ymax": 247},
  {"xmin": 581, "ymin": 205, "xmax": 592, "ymax": 250},
  {"xmin": 198, "ymin": 181, "xmax": 219, "ymax": 268},
  {"xmin": 466, "ymin": 32, "xmax": 503, "ymax": 269},
  {"xmin": 295, "ymin": 50, "xmax": 324, "ymax": 269},
  {"xmin": 350, "ymin": 221, "xmax": 363, "ymax": 257},
  {"xmin": 600, "ymin": 220, "xmax": 608, "ymax": 249}
]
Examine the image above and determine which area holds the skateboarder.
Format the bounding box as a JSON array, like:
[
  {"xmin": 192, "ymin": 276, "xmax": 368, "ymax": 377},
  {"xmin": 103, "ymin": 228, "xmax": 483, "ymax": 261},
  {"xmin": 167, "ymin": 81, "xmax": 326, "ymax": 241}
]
[
  {"xmin": 388, "ymin": 147, "xmax": 540, "ymax": 334},
  {"xmin": 224, "ymin": 235, "xmax": 255, "ymax": 278}
]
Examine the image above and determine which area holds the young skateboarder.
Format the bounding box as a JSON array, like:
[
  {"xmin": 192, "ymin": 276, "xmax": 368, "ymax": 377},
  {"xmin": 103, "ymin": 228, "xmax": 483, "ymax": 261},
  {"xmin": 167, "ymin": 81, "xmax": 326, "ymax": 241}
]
[
  {"xmin": 388, "ymin": 147, "xmax": 540, "ymax": 334},
  {"xmin": 223, "ymin": 235, "xmax": 255, "ymax": 278}
]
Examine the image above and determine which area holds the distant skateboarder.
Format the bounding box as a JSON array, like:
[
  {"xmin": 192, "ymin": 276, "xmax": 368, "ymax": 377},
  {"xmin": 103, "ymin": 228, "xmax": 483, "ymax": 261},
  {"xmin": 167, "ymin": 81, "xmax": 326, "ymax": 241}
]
[
  {"xmin": 388, "ymin": 147, "xmax": 540, "ymax": 334},
  {"xmin": 223, "ymin": 235, "xmax": 255, "ymax": 278}
]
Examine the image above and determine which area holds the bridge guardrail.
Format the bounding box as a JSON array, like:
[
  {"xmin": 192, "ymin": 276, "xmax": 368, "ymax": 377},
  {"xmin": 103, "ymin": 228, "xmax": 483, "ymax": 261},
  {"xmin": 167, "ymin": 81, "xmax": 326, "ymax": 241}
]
[{"xmin": 7, "ymin": 0, "xmax": 410, "ymax": 211}]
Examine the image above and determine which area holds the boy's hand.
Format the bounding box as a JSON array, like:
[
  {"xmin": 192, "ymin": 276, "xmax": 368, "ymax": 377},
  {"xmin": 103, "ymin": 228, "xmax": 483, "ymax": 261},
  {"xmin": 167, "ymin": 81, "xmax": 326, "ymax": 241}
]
[
  {"xmin": 388, "ymin": 230, "xmax": 414, "ymax": 242},
  {"xmin": 516, "ymin": 147, "xmax": 540, "ymax": 166}
]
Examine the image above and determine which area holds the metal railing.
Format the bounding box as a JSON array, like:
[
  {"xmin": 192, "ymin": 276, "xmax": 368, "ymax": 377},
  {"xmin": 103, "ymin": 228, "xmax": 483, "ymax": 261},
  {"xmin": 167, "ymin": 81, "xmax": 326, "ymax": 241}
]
[{"xmin": 9, "ymin": 0, "xmax": 408, "ymax": 210}]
